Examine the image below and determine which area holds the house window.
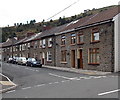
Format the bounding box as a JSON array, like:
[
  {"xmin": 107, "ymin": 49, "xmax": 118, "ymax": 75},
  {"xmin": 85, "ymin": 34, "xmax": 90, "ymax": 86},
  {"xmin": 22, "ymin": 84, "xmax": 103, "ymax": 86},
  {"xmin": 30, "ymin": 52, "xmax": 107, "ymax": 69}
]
[
  {"xmin": 91, "ymin": 29, "xmax": 100, "ymax": 42},
  {"xmin": 19, "ymin": 45, "xmax": 22, "ymax": 51},
  {"xmin": 47, "ymin": 51, "xmax": 52, "ymax": 62},
  {"xmin": 42, "ymin": 39, "xmax": 46, "ymax": 48},
  {"xmin": 13, "ymin": 46, "xmax": 16, "ymax": 52},
  {"xmin": 16, "ymin": 46, "xmax": 18, "ymax": 51},
  {"xmin": 71, "ymin": 33, "xmax": 76, "ymax": 44},
  {"xmin": 22, "ymin": 44, "xmax": 26, "ymax": 50},
  {"xmin": 61, "ymin": 50, "xmax": 66, "ymax": 62},
  {"xmin": 39, "ymin": 40, "xmax": 42, "ymax": 48},
  {"xmin": 10, "ymin": 47, "xmax": 12, "ymax": 52},
  {"xmin": 34, "ymin": 53, "xmax": 37, "ymax": 59},
  {"xmin": 77, "ymin": 33, "xmax": 84, "ymax": 44},
  {"xmin": 88, "ymin": 48, "xmax": 99, "ymax": 64},
  {"xmin": 34, "ymin": 41, "xmax": 38, "ymax": 49},
  {"xmin": 61, "ymin": 35, "xmax": 66, "ymax": 46},
  {"xmin": 28, "ymin": 43, "xmax": 30, "ymax": 48},
  {"xmin": 48, "ymin": 38, "xmax": 52, "ymax": 47}
]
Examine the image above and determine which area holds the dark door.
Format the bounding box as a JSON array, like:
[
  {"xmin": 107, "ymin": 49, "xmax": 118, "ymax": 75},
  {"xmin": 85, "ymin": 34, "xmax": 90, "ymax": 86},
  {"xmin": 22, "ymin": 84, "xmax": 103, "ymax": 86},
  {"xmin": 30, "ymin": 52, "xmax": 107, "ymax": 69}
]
[
  {"xmin": 71, "ymin": 50, "xmax": 75, "ymax": 68},
  {"xmin": 42, "ymin": 58, "xmax": 44, "ymax": 65},
  {"xmin": 80, "ymin": 49, "xmax": 83, "ymax": 69}
]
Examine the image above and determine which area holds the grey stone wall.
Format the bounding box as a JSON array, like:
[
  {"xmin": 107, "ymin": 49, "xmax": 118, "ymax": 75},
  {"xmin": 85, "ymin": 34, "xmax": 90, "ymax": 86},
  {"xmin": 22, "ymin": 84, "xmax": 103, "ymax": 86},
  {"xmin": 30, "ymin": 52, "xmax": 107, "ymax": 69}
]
[{"xmin": 55, "ymin": 22, "xmax": 114, "ymax": 72}]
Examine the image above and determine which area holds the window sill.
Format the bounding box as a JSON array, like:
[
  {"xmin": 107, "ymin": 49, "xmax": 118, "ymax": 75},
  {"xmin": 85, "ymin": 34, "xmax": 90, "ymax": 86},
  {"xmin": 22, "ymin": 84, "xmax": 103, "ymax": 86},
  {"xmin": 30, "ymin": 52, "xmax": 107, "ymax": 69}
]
[
  {"xmin": 70, "ymin": 44, "xmax": 76, "ymax": 46},
  {"xmin": 48, "ymin": 46, "xmax": 52, "ymax": 48},
  {"xmin": 90, "ymin": 40, "xmax": 100, "ymax": 44},
  {"xmin": 47, "ymin": 61, "xmax": 52, "ymax": 63},
  {"xmin": 61, "ymin": 62, "xmax": 67, "ymax": 64},
  {"xmin": 77, "ymin": 42, "xmax": 84, "ymax": 45},
  {"xmin": 61, "ymin": 45, "xmax": 65, "ymax": 47},
  {"xmin": 88, "ymin": 63, "xmax": 100, "ymax": 65}
]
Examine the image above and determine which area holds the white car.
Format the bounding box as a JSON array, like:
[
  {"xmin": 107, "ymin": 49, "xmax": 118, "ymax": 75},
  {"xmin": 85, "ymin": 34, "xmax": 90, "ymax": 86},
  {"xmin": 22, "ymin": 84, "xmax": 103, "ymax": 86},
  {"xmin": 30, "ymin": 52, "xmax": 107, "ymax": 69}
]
[{"xmin": 17, "ymin": 57, "xmax": 27, "ymax": 65}]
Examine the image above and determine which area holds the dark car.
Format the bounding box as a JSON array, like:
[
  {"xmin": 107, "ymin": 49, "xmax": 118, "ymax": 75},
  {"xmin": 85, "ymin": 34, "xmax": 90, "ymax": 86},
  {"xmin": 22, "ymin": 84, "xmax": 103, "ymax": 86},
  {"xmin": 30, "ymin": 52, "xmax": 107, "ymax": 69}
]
[{"xmin": 26, "ymin": 58, "xmax": 42, "ymax": 67}]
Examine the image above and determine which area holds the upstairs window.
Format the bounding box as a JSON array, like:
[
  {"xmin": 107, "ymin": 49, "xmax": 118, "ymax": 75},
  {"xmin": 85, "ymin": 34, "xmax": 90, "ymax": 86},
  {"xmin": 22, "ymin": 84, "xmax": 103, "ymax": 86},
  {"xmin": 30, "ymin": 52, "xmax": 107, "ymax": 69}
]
[
  {"xmin": 61, "ymin": 35, "xmax": 66, "ymax": 46},
  {"xmin": 71, "ymin": 33, "xmax": 76, "ymax": 44},
  {"xmin": 39, "ymin": 40, "xmax": 42, "ymax": 48},
  {"xmin": 10, "ymin": 47, "xmax": 12, "ymax": 52},
  {"xmin": 28, "ymin": 43, "xmax": 30, "ymax": 49},
  {"xmin": 16, "ymin": 46, "xmax": 18, "ymax": 51},
  {"xmin": 77, "ymin": 33, "xmax": 84, "ymax": 44},
  {"xmin": 48, "ymin": 38, "xmax": 52, "ymax": 47},
  {"xmin": 13, "ymin": 46, "xmax": 16, "ymax": 52},
  {"xmin": 47, "ymin": 51, "xmax": 52, "ymax": 62},
  {"xmin": 88, "ymin": 48, "xmax": 99, "ymax": 64},
  {"xmin": 42, "ymin": 39, "xmax": 46, "ymax": 48},
  {"xmin": 34, "ymin": 41, "xmax": 38, "ymax": 49},
  {"xmin": 91, "ymin": 28, "xmax": 100, "ymax": 42},
  {"xmin": 22, "ymin": 44, "xmax": 26, "ymax": 50},
  {"xmin": 19, "ymin": 45, "xmax": 22, "ymax": 51}
]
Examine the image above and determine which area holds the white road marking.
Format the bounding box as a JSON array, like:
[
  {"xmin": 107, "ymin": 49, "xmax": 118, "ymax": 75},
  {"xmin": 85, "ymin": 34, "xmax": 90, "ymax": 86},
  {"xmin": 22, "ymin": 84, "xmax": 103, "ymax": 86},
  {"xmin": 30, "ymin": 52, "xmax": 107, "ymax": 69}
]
[
  {"xmin": 6, "ymin": 90, "xmax": 15, "ymax": 93},
  {"xmin": 49, "ymin": 83, "xmax": 53, "ymax": 85},
  {"xmin": 49, "ymin": 73, "xmax": 76, "ymax": 80},
  {"xmin": 34, "ymin": 84, "xmax": 45, "ymax": 87},
  {"xmin": 22, "ymin": 87, "xmax": 31, "ymax": 90},
  {"xmin": 54, "ymin": 82, "xmax": 59, "ymax": 84},
  {"xmin": 35, "ymin": 70, "xmax": 39, "ymax": 72},
  {"xmin": 98, "ymin": 89, "xmax": 120, "ymax": 96}
]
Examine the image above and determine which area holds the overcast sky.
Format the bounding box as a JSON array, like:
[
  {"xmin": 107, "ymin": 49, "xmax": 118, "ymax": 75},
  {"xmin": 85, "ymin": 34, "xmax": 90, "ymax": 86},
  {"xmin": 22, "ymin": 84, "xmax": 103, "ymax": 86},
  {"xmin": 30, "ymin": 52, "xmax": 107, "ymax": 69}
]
[{"xmin": 0, "ymin": 0, "xmax": 119, "ymax": 27}]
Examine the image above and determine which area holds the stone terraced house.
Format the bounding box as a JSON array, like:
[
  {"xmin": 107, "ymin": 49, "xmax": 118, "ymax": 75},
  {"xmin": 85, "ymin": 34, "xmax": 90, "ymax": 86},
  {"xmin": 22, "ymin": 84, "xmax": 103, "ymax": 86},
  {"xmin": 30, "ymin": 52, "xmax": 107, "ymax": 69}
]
[{"xmin": 1, "ymin": 6, "xmax": 120, "ymax": 72}]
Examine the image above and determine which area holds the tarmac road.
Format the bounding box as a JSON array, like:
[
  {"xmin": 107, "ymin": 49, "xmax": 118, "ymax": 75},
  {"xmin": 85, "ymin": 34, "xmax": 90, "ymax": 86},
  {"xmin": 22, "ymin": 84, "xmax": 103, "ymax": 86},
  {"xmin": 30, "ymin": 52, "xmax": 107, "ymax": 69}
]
[{"xmin": 1, "ymin": 62, "xmax": 120, "ymax": 99}]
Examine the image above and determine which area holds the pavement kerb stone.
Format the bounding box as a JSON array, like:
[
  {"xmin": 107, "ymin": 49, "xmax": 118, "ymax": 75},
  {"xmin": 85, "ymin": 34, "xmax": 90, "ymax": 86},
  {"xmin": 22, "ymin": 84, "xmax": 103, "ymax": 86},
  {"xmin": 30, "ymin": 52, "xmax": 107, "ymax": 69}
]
[
  {"xmin": 0, "ymin": 84, "xmax": 17, "ymax": 93},
  {"xmin": 43, "ymin": 65, "xmax": 112, "ymax": 75}
]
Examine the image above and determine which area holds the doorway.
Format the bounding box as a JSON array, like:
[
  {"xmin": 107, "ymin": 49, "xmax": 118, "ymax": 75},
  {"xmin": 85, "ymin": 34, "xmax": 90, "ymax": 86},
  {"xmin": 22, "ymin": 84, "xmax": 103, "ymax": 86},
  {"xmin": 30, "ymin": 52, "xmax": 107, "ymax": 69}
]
[
  {"xmin": 42, "ymin": 52, "xmax": 45, "ymax": 65},
  {"xmin": 71, "ymin": 50, "xmax": 75, "ymax": 68},
  {"xmin": 77, "ymin": 49, "xmax": 83, "ymax": 69}
]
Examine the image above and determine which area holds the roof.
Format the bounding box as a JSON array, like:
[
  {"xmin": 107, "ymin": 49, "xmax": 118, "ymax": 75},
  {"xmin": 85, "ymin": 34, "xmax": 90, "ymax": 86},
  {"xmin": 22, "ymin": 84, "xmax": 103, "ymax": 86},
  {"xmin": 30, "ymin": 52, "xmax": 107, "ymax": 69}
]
[
  {"xmin": 35, "ymin": 24, "xmax": 68, "ymax": 40},
  {"xmin": 60, "ymin": 6, "xmax": 118, "ymax": 33},
  {"xmin": 1, "ymin": 37, "xmax": 18, "ymax": 48}
]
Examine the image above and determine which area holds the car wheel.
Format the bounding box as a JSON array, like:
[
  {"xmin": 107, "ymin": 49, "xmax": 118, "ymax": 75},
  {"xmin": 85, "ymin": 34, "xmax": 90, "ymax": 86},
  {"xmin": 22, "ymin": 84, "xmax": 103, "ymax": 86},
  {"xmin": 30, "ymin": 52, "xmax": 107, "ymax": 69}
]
[{"xmin": 31, "ymin": 64, "xmax": 33, "ymax": 67}]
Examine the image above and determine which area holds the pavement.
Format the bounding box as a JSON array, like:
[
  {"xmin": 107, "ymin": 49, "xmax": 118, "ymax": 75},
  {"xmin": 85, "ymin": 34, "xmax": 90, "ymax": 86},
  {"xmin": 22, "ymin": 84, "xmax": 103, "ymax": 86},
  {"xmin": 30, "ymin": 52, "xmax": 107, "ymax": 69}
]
[
  {"xmin": 0, "ymin": 64, "xmax": 114, "ymax": 94},
  {"xmin": 43, "ymin": 65, "xmax": 112, "ymax": 76},
  {"xmin": 0, "ymin": 73, "xmax": 17, "ymax": 93}
]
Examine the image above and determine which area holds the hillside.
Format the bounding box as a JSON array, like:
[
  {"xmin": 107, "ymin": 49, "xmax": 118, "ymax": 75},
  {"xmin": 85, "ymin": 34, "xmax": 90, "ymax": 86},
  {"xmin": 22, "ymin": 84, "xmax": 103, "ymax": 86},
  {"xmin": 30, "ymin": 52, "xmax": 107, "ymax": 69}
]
[{"xmin": 2, "ymin": 5, "xmax": 117, "ymax": 42}]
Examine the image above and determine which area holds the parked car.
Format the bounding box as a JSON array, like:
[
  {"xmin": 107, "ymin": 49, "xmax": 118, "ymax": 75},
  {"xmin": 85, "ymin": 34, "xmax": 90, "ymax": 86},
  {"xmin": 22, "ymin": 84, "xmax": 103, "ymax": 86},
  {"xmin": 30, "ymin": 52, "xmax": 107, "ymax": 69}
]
[
  {"xmin": 13, "ymin": 57, "xmax": 19, "ymax": 64},
  {"xmin": 17, "ymin": 57, "xmax": 27, "ymax": 65},
  {"xmin": 7, "ymin": 58, "xmax": 14, "ymax": 63},
  {"xmin": 26, "ymin": 58, "xmax": 42, "ymax": 67}
]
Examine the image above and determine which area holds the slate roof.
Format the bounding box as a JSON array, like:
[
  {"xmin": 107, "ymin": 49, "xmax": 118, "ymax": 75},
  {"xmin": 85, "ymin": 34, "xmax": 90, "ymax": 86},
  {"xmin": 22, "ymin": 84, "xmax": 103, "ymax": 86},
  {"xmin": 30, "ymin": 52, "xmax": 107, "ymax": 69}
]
[
  {"xmin": 1, "ymin": 38, "xmax": 18, "ymax": 48},
  {"xmin": 60, "ymin": 6, "xmax": 118, "ymax": 33}
]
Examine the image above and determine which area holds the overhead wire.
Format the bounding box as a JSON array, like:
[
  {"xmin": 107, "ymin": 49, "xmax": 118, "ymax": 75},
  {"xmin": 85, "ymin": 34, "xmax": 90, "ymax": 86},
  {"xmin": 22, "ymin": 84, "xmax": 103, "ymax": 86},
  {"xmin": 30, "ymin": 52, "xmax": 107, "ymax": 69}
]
[{"xmin": 46, "ymin": 0, "xmax": 80, "ymax": 21}]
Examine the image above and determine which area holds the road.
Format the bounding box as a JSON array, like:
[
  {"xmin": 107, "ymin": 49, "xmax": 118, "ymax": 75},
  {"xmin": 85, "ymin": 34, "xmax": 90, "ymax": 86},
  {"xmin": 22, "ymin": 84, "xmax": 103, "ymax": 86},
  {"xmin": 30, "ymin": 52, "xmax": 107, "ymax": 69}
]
[{"xmin": 1, "ymin": 62, "xmax": 120, "ymax": 99}]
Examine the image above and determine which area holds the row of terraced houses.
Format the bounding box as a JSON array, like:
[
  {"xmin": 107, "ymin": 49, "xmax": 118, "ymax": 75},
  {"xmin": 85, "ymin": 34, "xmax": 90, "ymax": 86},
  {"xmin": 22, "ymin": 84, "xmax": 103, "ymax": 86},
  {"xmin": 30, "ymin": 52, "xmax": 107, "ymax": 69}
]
[{"xmin": 1, "ymin": 6, "xmax": 120, "ymax": 72}]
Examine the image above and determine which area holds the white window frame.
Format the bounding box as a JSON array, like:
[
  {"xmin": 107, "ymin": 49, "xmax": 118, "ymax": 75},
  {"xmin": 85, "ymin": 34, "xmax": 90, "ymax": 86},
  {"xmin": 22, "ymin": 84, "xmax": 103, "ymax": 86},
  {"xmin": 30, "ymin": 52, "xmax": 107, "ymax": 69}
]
[
  {"xmin": 42, "ymin": 39, "xmax": 46, "ymax": 48},
  {"xmin": 47, "ymin": 51, "xmax": 52, "ymax": 62},
  {"xmin": 48, "ymin": 38, "xmax": 52, "ymax": 47}
]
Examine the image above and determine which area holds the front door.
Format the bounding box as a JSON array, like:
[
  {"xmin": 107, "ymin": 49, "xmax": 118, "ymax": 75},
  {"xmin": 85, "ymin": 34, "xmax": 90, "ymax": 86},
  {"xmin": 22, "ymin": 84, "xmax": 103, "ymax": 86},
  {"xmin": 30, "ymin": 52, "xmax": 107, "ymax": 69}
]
[
  {"xmin": 80, "ymin": 49, "xmax": 83, "ymax": 69},
  {"xmin": 77, "ymin": 49, "xmax": 83, "ymax": 69},
  {"xmin": 71, "ymin": 50, "xmax": 75, "ymax": 68}
]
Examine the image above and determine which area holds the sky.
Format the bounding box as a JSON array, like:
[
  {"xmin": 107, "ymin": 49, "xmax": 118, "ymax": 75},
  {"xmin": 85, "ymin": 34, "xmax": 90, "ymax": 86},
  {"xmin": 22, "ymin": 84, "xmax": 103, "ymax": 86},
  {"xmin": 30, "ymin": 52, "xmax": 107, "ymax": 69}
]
[{"xmin": 0, "ymin": 0, "xmax": 119, "ymax": 27}]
